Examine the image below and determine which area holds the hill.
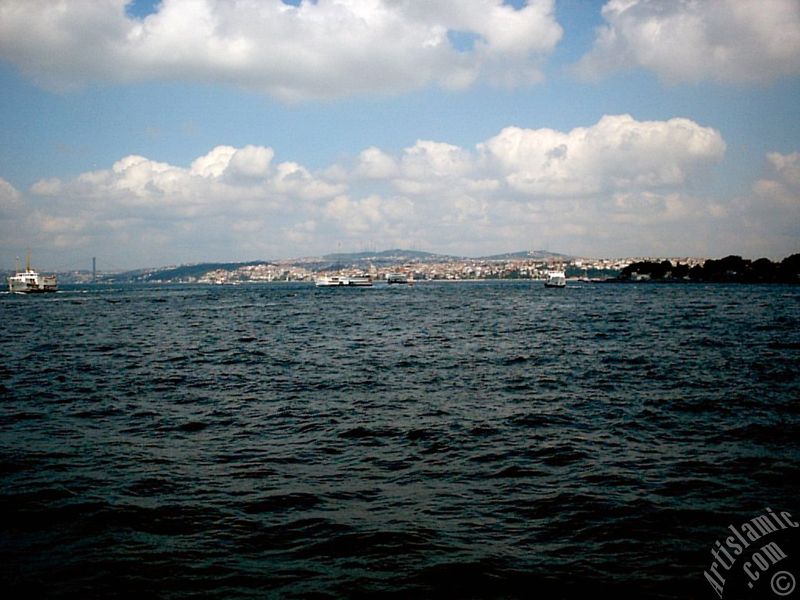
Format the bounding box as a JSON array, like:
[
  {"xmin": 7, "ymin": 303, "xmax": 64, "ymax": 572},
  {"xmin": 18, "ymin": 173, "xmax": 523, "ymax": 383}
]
[
  {"xmin": 89, "ymin": 248, "xmax": 577, "ymax": 283},
  {"xmin": 479, "ymin": 250, "xmax": 573, "ymax": 261},
  {"xmin": 108, "ymin": 261, "xmax": 266, "ymax": 283}
]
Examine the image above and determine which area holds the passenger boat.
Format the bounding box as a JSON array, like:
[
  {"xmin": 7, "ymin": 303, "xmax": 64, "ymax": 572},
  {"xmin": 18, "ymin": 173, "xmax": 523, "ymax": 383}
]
[
  {"xmin": 544, "ymin": 270, "xmax": 566, "ymax": 288},
  {"xmin": 315, "ymin": 274, "xmax": 373, "ymax": 287},
  {"xmin": 7, "ymin": 252, "xmax": 58, "ymax": 293}
]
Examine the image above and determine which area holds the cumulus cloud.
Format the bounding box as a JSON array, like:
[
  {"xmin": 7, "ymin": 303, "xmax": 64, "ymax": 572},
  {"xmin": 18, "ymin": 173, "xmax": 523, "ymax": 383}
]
[
  {"xmin": 479, "ymin": 114, "xmax": 726, "ymax": 195},
  {"xmin": 576, "ymin": 0, "xmax": 800, "ymax": 84},
  {"xmin": 392, "ymin": 140, "xmax": 479, "ymax": 196},
  {"xmin": 0, "ymin": 177, "xmax": 24, "ymax": 215},
  {"xmin": 57, "ymin": 145, "xmax": 343, "ymax": 216},
  {"xmin": 14, "ymin": 144, "xmax": 347, "ymax": 264},
  {"xmin": 763, "ymin": 152, "xmax": 800, "ymax": 192},
  {"xmin": 751, "ymin": 151, "xmax": 800, "ymax": 226},
  {"xmin": 354, "ymin": 147, "xmax": 399, "ymax": 180},
  {"xmin": 28, "ymin": 178, "xmax": 62, "ymax": 196},
  {"xmin": 324, "ymin": 194, "xmax": 413, "ymax": 235},
  {"xmin": 8, "ymin": 118, "xmax": 796, "ymax": 266},
  {"xmin": 665, "ymin": 151, "xmax": 800, "ymax": 259},
  {"xmin": 0, "ymin": 0, "xmax": 562, "ymax": 101}
]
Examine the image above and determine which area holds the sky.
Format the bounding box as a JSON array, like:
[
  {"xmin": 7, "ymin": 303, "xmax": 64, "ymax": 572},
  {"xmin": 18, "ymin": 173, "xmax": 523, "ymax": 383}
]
[{"xmin": 0, "ymin": 0, "xmax": 799, "ymax": 270}]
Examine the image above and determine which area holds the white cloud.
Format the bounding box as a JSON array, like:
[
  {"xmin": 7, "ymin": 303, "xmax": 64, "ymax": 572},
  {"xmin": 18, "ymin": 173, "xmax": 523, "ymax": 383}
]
[
  {"xmin": 576, "ymin": 0, "xmax": 800, "ymax": 84},
  {"xmin": 765, "ymin": 151, "xmax": 800, "ymax": 189},
  {"xmin": 6, "ymin": 120, "xmax": 797, "ymax": 266},
  {"xmin": 271, "ymin": 162, "xmax": 343, "ymax": 201},
  {"xmin": 190, "ymin": 146, "xmax": 238, "ymax": 178},
  {"xmin": 323, "ymin": 194, "xmax": 414, "ymax": 235},
  {"xmin": 28, "ymin": 178, "xmax": 62, "ymax": 196},
  {"xmin": 354, "ymin": 147, "xmax": 399, "ymax": 180},
  {"xmin": 482, "ymin": 114, "xmax": 725, "ymax": 196},
  {"xmin": 16, "ymin": 144, "xmax": 345, "ymax": 264},
  {"xmin": 753, "ymin": 151, "xmax": 800, "ymax": 213},
  {"xmin": 0, "ymin": 0, "xmax": 562, "ymax": 101},
  {"xmin": 227, "ymin": 145, "xmax": 275, "ymax": 179},
  {"xmin": 0, "ymin": 177, "xmax": 24, "ymax": 215},
  {"xmin": 285, "ymin": 219, "xmax": 317, "ymax": 245},
  {"xmin": 392, "ymin": 140, "xmax": 481, "ymax": 196},
  {"xmin": 671, "ymin": 151, "xmax": 800, "ymax": 259},
  {"xmin": 401, "ymin": 140, "xmax": 474, "ymax": 180}
]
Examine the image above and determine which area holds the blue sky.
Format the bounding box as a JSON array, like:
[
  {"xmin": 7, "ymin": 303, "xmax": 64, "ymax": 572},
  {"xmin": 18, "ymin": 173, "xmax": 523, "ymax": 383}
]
[{"xmin": 1, "ymin": 0, "xmax": 798, "ymax": 270}]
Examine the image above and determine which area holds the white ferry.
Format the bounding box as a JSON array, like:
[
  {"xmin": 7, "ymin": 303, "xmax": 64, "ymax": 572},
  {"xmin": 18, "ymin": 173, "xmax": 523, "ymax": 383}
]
[
  {"xmin": 8, "ymin": 252, "xmax": 58, "ymax": 294},
  {"xmin": 315, "ymin": 274, "xmax": 373, "ymax": 287},
  {"xmin": 544, "ymin": 270, "xmax": 566, "ymax": 288}
]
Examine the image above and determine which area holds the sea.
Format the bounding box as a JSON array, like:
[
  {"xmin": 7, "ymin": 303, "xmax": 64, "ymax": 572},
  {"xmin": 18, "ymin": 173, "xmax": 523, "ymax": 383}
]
[{"xmin": 1, "ymin": 281, "xmax": 798, "ymax": 599}]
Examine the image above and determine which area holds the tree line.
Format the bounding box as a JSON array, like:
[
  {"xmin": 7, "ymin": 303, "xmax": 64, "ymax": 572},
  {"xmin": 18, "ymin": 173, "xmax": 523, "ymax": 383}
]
[{"xmin": 619, "ymin": 254, "xmax": 800, "ymax": 283}]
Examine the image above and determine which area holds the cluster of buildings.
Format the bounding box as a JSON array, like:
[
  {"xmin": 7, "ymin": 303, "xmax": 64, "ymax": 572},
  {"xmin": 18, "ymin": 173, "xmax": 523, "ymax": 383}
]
[
  {"xmin": 403, "ymin": 257, "xmax": 625, "ymax": 281},
  {"xmin": 197, "ymin": 263, "xmax": 311, "ymax": 284},
  {"xmin": 47, "ymin": 251, "xmax": 710, "ymax": 285},
  {"xmin": 190, "ymin": 255, "xmax": 706, "ymax": 284}
]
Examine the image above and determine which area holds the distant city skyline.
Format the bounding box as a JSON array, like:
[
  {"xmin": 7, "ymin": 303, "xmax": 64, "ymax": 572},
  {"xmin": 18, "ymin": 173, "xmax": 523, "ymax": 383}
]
[
  {"xmin": 15, "ymin": 247, "xmax": 799, "ymax": 282},
  {"xmin": 1, "ymin": 0, "xmax": 799, "ymax": 270}
]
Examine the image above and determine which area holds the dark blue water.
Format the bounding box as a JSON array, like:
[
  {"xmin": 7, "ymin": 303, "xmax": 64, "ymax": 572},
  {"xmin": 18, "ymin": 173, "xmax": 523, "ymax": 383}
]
[{"xmin": 1, "ymin": 282, "xmax": 798, "ymax": 599}]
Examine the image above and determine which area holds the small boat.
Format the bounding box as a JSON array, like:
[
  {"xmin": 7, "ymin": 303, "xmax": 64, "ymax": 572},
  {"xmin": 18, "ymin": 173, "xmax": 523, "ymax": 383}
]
[
  {"xmin": 386, "ymin": 272, "xmax": 410, "ymax": 285},
  {"xmin": 315, "ymin": 275, "xmax": 347, "ymax": 287},
  {"xmin": 8, "ymin": 252, "xmax": 58, "ymax": 294},
  {"xmin": 544, "ymin": 270, "xmax": 566, "ymax": 288},
  {"xmin": 345, "ymin": 275, "xmax": 373, "ymax": 287},
  {"xmin": 315, "ymin": 274, "xmax": 373, "ymax": 287}
]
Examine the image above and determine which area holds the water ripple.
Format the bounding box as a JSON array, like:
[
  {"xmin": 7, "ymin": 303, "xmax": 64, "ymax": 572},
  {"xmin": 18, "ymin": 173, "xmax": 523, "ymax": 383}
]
[{"xmin": 1, "ymin": 281, "xmax": 798, "ymax": 598}]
